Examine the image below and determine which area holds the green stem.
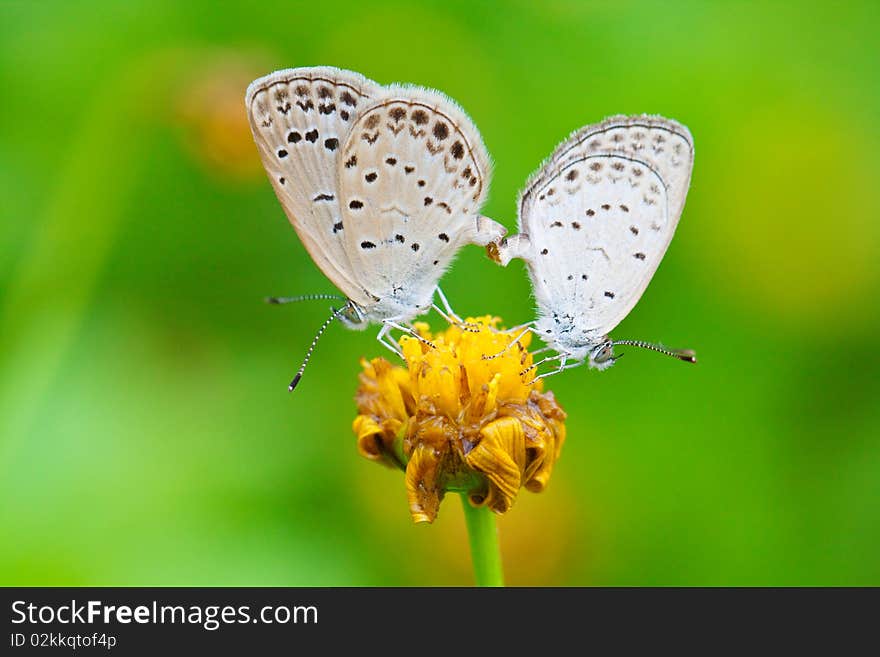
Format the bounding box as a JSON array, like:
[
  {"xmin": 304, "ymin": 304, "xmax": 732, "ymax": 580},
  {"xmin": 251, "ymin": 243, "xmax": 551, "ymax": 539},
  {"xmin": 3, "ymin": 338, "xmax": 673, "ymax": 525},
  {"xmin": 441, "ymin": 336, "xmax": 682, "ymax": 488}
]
[{"xmin": 459, "ymin": 493, "xmax": 505, "ymax": 587}]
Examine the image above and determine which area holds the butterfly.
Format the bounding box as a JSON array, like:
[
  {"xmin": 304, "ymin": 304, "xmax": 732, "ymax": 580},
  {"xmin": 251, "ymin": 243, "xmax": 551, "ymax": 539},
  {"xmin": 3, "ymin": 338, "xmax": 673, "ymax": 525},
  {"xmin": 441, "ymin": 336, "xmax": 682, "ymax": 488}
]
[
  {"xmin": 487, "ymin": 114, "xmax": 696, "ymax": 378},
  {"xmin": 245, "ymin": 67, "xmax": 506, "ymax": 388}
]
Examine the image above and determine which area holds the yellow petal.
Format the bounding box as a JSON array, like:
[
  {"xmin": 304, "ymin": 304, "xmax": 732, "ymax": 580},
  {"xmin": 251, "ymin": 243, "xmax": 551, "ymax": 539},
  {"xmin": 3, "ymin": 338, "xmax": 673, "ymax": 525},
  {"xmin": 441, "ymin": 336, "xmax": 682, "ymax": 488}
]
[
  {"xmin": 371, "ymin": 358, "xmax": 408, "ymax": 421},
  {"xmin": 405, "ymin": 442, "xmax": 445, "ymax": 523},
  {"xmin": 414, "ymin": 348, "xmax": 462, "ymax": 418},
  {"xmin": 464, "ymin": 416, "xmax": 526, "ymax": 513},
  {"xmin": 353, "ymin": 414, "xmax": 404, "ymax": 469}
]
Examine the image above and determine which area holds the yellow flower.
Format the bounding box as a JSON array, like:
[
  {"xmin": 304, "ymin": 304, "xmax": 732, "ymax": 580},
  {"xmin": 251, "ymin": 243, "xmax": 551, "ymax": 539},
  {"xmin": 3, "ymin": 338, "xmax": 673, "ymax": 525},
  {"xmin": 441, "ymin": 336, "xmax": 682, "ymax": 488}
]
[{"xmin": 353, "ymin": 317, "xmax": 567, "ymax": 523}]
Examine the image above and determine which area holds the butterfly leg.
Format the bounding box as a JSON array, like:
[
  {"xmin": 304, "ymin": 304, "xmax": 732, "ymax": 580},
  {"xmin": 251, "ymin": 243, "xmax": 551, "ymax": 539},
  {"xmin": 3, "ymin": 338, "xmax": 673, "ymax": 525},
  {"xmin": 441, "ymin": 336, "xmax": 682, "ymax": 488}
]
[
  {"xmin": 520, "ymin": 352, "xmax": 564, "ymax": 378},
  {"xmin": 375, "ymin": 322, "xmax": 405, "ymax": 359},
  {"xmin": 533, "ymin": 357, "xmax": 585, "ymax": 382},
  {"xmin": 382, "ymin": 320, "xmax": 438, "ymax": 351},
  {"xmin": 432, "ymin": 287, "xmax": 480, "ymax": 332},
  {"xmin": 482, "ymin": 323, "xmax": 536, "ymax": 361}
]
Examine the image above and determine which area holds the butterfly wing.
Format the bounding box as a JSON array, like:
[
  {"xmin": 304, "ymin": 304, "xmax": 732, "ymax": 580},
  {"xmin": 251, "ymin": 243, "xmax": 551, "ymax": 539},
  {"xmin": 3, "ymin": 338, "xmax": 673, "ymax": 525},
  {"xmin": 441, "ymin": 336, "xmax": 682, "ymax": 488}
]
[
  {"xmin": 502, "ymin": 115, "xmax": 694, "ymax": 341},
  {"xmin": 523, "ymin": 114, "xmax": 693, "ymax": 224},
  {"xmin": 246, "ymin": 67, "xmax": 381, "ymax": 307},
  {"xmin": 335, "ymin": 86, "xmax": 505, "ymax": 320}
]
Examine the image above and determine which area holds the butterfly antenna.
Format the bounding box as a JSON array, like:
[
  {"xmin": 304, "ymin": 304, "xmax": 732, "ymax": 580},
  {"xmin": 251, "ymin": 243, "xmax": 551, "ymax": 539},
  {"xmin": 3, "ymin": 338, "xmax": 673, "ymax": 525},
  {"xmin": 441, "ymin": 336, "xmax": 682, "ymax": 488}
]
[
  {"xmin": 266, "ymin": 293, "xmax": 347, "ymax": 305},
  {"xmin": 611, "ymin": 340, "xmax": 697, "ymax": 363},
  {"xmin": 288, "ymin": 305, "xmax": 348, "ymax": 391}
]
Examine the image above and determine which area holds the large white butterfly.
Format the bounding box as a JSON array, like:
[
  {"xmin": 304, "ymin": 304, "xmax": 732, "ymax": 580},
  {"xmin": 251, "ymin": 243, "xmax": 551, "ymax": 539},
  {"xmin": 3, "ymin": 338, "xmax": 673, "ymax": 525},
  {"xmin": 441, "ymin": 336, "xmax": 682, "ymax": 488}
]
[
  {"xmin": 488, "ymin": 115, "xmax": 696, "ymax": 377},
  {"xmin": 246, "ymin": 67, "xmax": 505, "ymax": 388}
]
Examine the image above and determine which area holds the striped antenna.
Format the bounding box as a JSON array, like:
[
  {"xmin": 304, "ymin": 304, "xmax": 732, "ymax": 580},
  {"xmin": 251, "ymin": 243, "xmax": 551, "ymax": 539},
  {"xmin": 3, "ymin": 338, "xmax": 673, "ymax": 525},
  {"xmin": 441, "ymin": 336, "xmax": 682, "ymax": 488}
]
[
  {"xmin": 288, "ymin": 305, "xmax": 348, "ymax": 391},
  {"xmin": 266, "ymin": 293, "xmax": 347, "ymax": 304},
  {"xmin": 611, "ymin": 340, "xmax": 697, "ymax": 363}
]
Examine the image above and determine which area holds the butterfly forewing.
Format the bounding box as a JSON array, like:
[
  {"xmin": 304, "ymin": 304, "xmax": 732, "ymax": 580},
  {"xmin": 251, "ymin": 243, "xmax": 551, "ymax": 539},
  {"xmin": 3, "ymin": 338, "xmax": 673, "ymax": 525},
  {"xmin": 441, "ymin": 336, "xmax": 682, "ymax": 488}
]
[
  {"xmin": 336, "ymin": 86, "xmax": 503, "ymax": 316},
  {"xmin": 524, "ymin": 114, "xmax": 693, "ymax": 225},
  {"xmin": 522, "ymin": 154, "xmax": 672, "ymax": 338},
  {"xmin": 246, "ymin": 67, "xmax": 381, "ymax": 306}
]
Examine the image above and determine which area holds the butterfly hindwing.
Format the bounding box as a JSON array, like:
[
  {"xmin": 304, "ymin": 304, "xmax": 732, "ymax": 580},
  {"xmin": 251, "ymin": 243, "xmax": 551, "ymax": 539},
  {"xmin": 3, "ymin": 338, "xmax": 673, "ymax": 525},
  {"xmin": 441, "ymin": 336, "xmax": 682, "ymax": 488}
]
[
  {"xmin": 246, "ymin": 67, "xmax": 382, "ymax": 307},
  {"xmin": 522, "ymin": 153, "xmax": 673, "ymax": 339},
  {"xmin": 336, "ymin": 86, "xmax": 504, "ymax": 318}
]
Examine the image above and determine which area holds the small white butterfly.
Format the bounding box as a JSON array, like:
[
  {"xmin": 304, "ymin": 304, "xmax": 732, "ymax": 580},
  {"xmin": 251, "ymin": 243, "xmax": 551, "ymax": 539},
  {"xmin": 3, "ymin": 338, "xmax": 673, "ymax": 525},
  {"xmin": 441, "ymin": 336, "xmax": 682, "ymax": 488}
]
[
  {"xmin": 246, "ymin": 66, "xmax": 505, "ymax": 388},
  {"xmin": 488, "ymin": 114, "xmax": 696, "ymax": 378}
]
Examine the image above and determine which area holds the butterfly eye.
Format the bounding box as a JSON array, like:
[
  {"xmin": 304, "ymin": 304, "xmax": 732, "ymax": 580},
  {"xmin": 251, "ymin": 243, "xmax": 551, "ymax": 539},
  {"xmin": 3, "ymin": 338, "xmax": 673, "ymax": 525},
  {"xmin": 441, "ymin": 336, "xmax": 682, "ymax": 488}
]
[
  {"xmin": 339, "ymin": 304, "xmax": 365, "ymax": 325},
  {"xmin": 591, "ymin": 342, "xmax": 615, "ymax": 364}
]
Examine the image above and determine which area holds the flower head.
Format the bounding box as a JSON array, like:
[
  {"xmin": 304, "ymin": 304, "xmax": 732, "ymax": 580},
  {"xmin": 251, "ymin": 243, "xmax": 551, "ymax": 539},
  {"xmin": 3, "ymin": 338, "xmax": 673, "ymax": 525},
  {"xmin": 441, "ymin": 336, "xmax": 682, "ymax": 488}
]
[{"xmin": 353, "ymin": 317, "xmax": 566, "ymax": 523}]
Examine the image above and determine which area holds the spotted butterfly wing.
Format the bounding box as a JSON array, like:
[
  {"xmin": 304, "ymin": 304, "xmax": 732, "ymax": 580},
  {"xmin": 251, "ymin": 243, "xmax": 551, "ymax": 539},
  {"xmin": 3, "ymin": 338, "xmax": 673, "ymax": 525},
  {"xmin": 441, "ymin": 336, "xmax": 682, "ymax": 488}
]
[
  {"xmin": 524, "ymin": 114, "xmax": 693, "ymax": 236},
  {"xmin": 495, "ymin": 115, "xmax": 694, "ymax": 352},
  {"xmin": 335, "ymin": 86, "xmax": 505, "ymax": 322},
  {"xmin": 245, "ymin": 67, "xmax": 381, "ymax": 307}
]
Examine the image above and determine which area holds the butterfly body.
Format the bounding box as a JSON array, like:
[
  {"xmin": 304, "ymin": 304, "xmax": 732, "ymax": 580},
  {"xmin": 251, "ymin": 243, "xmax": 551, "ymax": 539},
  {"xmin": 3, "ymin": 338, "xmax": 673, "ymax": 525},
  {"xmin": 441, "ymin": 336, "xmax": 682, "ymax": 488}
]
[
  {"xmin": 246, "ymin": 67, "xmax": 504, "ymax": 385},
  {"xmin": 247, "ymin": 68, "xmax": 503, "ymax": 323},
  {"xmin": 490, "ymin": 115, "xmax": 695, "ymax": 373}
]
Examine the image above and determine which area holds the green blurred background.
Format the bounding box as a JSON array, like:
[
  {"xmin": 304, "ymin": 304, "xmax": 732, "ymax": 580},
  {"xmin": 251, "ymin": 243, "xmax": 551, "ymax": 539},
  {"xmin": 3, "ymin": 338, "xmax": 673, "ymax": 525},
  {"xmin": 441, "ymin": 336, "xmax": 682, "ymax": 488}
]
[{"xmin": 2, "ymin": 0, "xmax": 878, "ymax": 586}]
